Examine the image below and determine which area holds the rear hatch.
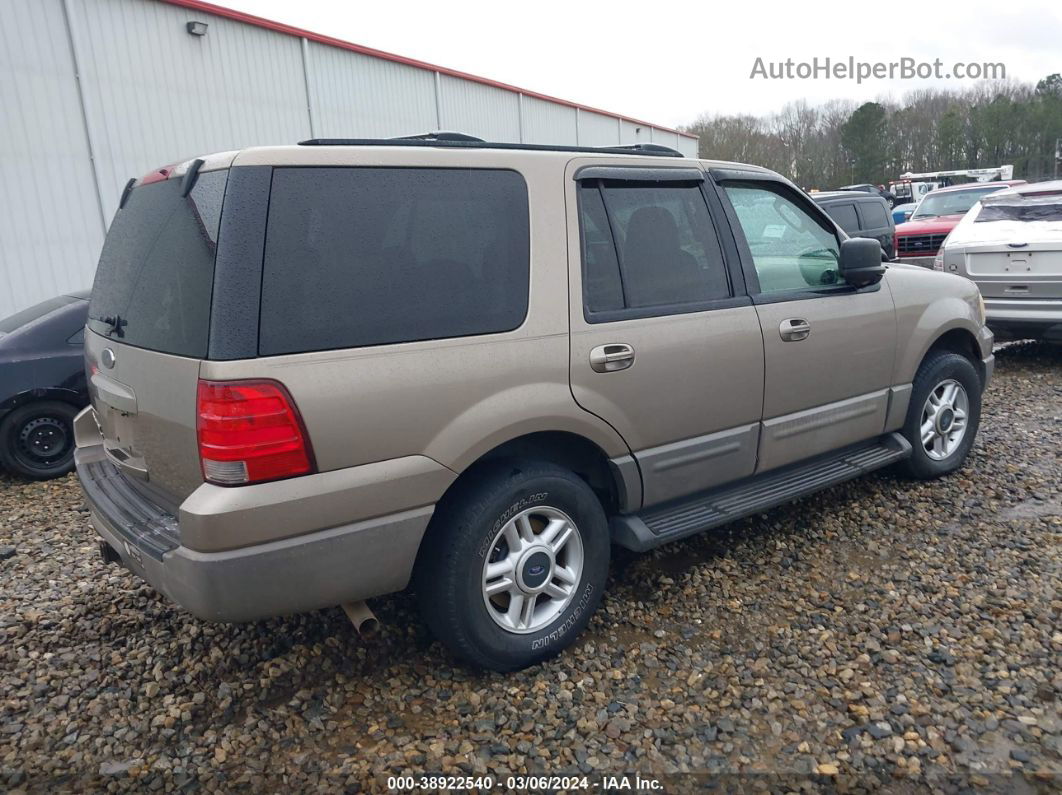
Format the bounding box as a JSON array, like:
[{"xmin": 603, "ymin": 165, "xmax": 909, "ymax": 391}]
[
  {"xmin": 955, "ymin": 200, "xmax": 1062, "ymax": 301},
  {"xmin": 85, "ymin": 165, "xmax": 228, "ymax": 504},
  {"xmin": 964, "ymin": 243, "xmax": 1062, "ymax": 300}
]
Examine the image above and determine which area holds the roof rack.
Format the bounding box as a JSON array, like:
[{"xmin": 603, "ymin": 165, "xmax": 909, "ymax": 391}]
[
  {"xmin": 297, "ymin": 132, "xmax": 684, "ymax": 158},
  {"xmin": 393, "ymin": 131, "xmax": 485, "ymax": 142}
]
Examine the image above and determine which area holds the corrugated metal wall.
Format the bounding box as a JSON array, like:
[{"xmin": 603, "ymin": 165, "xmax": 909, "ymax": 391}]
[
  {"xmin": 306, "ymin": 45, "xmax": 437, "ymax": 139},
  {"xmin": 0, "ymin": 0, "xmax": 105, "ymax": 315},
  {"xmin": 0, "ymin": 0, "xmax": 699, "ymax": 317}
]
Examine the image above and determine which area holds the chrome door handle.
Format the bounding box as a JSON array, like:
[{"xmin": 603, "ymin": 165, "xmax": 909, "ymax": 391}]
[
  {"xmin": 589, "ymin": 343, "xmax": 635, "ymax": 373},
  {"xmin": 779, "ymin": 318, "xmax": 811, "ymax": 342}
]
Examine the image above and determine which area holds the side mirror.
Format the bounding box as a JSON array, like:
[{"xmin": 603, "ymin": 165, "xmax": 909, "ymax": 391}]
[{"xmin": 839, "ymin": 238, "xmax": 886, "ymax": 287}]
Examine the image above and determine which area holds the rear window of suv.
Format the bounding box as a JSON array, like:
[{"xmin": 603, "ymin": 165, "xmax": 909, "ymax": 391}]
[
  {"xmin": 259, "ymin": 167, "xmax": 530, "ymax": 356},
  {"xmin": 88, "ymin": 170, "xmax": 226, "ymax": 357},
  {"xmin": 860, "ymin": 200, "xmax": 890, "ymax": 228}
]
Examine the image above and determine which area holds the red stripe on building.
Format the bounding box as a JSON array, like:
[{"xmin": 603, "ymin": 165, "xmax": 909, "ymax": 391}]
[{"xmin": 159, "ymin": 0, "xmax": 697, "ymax": 140}]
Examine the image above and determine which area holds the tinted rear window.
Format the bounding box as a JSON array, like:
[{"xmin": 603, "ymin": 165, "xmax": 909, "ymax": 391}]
[
  {"xmin": 578, "ymin": 181, "xmax": 730, "ymax": 318},
  {"xmin": 860, "ymin": 201, "xmax": 890, "ymax": 228},
  {"xmin": 976, "ymin": 200, "xmax": 1062, "ymax": 223},
  {"xmin": 259, "ymin": 167, "xmax": 529, "ymax": 356},
  {"xmin": 88, "ymin": 170, "xmax": 226, "ymax": 357},
  {"xmin": 0, "ymin": 295, "xmax": 79, "ymax": 335},
  {"xmin": 827, "ymin": 203, "xmax": 859, "ymax": 234}
]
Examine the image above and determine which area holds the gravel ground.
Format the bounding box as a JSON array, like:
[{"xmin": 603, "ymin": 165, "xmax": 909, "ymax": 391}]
[{"xmin": 1, "ymin": 342, "xmax": 1060, "ymax": 792}]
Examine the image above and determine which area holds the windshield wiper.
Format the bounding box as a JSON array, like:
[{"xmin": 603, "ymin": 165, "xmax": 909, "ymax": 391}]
[{"xmin": 91, "ymin": 314, "xmax": 127, "ymax": 338}]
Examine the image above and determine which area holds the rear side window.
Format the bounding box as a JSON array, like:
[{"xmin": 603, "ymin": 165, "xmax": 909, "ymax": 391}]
[
  {"xmin": 259, "ymin": 168, "xmax": 529, "ymax": 355},
  {"xmin": 828, "ymin": 203, "xmax": 860, "ymax": 235},
  {"xmin": 860, "ymin": 201, "xmax": 890, "ymax": 228},
  {"xmin": 89, "ymin": 171, "xmax": 226, "ymax": 357},
  {"xmin": 577, "ymin": 181, "xmax": 730, "ymax": 319}
]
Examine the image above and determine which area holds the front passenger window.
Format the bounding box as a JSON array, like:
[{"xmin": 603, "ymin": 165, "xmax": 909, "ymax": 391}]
[{"xmin": 723, "ymin": 183, "xmax": 842, "ymax": 293}]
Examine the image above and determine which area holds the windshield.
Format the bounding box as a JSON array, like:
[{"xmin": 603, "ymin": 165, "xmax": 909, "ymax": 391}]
[
  {"xmin": 88, "ymin": 170, "xmax": 226, "ymax": 358},
  {"xmin": 912, "ymin": 186, "xmax": 1007, "ymax": 219}
]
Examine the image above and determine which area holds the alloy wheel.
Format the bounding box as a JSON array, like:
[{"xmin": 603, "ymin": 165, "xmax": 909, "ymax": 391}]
[
  {"xmin": 920, "ymin": 378, "xmax": 970, "ymax": 460},
  {"xmin": 481, "ymin": 506, "xmax": 584, "ymax": 634}
]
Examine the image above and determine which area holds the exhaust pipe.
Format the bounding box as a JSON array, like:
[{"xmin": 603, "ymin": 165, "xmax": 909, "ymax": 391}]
[{"xmin": 341, "ymin": 600, "xmax": 379, "ymax": 637}]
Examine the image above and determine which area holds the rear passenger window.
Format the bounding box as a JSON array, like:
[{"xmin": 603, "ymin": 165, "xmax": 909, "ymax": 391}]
[
  {"xmin": 829, "ymin": 203, "xmax": 860, "ymax": 235},
  {"xmin": 860, "ymin": 201, "xmax": 890, "ymax": 228},
  {"xmin": 259, "ymin": 168, "xmax": 529, "ymax": 356},
  {"xmin": 577, "ymin": 181, "xmax": 730, "ymax": 320}
]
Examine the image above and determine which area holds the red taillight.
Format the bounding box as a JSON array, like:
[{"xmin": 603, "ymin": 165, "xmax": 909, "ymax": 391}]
[{"xmin": 196, "ymin": 379, "xmax": 315, "ymax": 486}]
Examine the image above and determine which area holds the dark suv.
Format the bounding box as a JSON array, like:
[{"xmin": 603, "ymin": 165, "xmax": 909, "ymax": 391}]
[{"xmin": 813, "ymin": 192, "xmax": 896, "ymax": 258}]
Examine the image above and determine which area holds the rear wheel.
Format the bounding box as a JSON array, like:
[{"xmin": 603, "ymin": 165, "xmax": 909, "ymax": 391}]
[
  {"xmin": 0, "ymin": 401, "xmax": 79, "ymax": 480},
  {"xmin": 898, "ymin": 352, "xmax": 982, "ymax": 479},
  {"xmin": 416, "ymin": 461, "xmax": 609, "ymax": 671}
]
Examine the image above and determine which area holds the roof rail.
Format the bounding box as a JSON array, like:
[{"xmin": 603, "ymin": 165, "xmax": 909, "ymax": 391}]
[
  {"xmin": 297, "ymin": 133, "xmax": 685, "ymax": 158},
  {"xmin": 610, "ymin": 143, "xmax": 685, "ymax": 157},
  {"xmin": 393, "ymin": 131, "xmax": 485, "ymax": 142}
]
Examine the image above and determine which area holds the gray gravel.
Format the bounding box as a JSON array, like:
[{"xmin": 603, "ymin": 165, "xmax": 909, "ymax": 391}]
[{"xmin": 1, "ymin": 342, "xmax": 1060, "ymax": 792}]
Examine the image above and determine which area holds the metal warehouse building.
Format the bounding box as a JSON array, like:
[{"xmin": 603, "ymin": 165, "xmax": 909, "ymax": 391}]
[{"xmin": 0, "ymin": 0, "xmax": 698, "ymax": 318}]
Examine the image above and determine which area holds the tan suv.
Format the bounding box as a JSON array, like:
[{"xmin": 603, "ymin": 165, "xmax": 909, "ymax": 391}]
[{"xmin": 75, "ymin": 134, "xmax": 993, "ymax": 671}]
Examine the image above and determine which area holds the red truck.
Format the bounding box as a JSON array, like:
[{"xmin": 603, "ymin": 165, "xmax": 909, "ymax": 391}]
[{"xmin": 894, "ymin": 180, "xmax": 1026, "ymax": 267}]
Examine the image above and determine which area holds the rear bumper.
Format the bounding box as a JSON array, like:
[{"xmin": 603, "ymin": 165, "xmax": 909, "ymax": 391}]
[
  {"xmin": 74, "ymin": 420, "xmax": 436, "ymax": 622},
  {"xmin": 984, "ymin": 299, "xmax": 1062, "ymax": 341}
]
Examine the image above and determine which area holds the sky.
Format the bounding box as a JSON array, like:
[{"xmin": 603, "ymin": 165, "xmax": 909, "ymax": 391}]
[{"xmin": 215, "ymin": 0, "xmax": 1062, "ymax": 129}]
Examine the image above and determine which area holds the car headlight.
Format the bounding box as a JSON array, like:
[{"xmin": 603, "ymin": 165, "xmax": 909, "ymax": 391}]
[
  {"xmin": 932, "ymin": 250, "xmax": 945, "ymax": 271},
  {"xmin": 977, "ymin": 292, "xmax": 986, "ymax": 325}
]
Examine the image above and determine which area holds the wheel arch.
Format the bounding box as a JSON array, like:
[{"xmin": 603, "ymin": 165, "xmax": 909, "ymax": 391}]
[
  {"xmin": 434, "ymin": 430, "xmax": 632, "ymax": 520},
  {"xmin": 0, "ymin": 387, "xmax": 86, "ymax": 419},
  {"xmin": 921, "ymin": 326, "xmax": 986, "ymax": 384}
]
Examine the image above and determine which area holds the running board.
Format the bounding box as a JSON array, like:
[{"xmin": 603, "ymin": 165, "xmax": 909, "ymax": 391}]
[{"xmin": 611, "ymin": 433, "xmax": 911, "ymax": 552}]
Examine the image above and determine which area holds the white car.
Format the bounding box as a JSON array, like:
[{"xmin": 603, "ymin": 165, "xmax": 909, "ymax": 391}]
[{"xmin": 936, "ymin": 181, "xmax": 1062, "ymax": 342}]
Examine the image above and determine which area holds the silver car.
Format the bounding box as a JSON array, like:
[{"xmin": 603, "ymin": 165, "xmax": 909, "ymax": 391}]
[{"xmin": 935, "ymin": 181, "xmax": 1062, "ymax": 342}]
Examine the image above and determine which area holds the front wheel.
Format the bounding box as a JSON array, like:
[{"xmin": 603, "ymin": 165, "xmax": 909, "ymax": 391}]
[
  {"xmin": 898, "ymin": 352, "xmax": 982, "ymax": 479},
  {"xmin": 0, "ymin": 401, "xmax": 79, "ymax": 480},
  {"xmin": 415, "ymin": 461, "xmax": 610, "ymax": 671}
]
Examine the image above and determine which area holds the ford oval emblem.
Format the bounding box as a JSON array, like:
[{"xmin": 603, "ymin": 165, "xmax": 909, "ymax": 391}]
[{"xmin": 101, "ymin": 348, "xmax": 116, "ymax": 369}]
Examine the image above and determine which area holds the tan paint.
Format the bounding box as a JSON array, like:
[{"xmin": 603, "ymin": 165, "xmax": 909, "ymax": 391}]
[
  {"xmin": 79, "ymin": 143, "xmax": 990, "ymax": 573},
  {"xmin": 179, "ymin": 455, "xmax": 455, "ymax": 552},
  {"xmin": 84, "ymin": 329, "xmax": 203, "ymax": 501},
  {"xmin": 885, "ymin": 265, "xmax": 991, "ymax": 383}
]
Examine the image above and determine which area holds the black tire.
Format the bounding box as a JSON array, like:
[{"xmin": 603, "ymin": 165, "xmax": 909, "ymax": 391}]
[
  {"xmin": 897, "ymin": 352, "xmax": 982, "ymax": 480},
  {"xmin": 0, "ymin": 401, "xmax": 79, "ymax": 480},
  {"xmin": 415, "ymin": 460, "xmax": 610, "ymax": 671}
]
